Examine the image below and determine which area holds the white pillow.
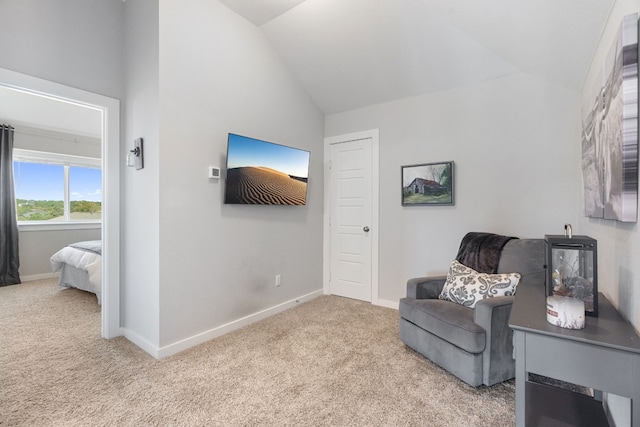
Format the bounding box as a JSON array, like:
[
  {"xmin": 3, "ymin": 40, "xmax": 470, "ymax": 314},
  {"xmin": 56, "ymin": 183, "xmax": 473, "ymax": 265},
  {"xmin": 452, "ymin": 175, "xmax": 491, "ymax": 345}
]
[{"xmin": 439, "ymin": 260, "xmax": 521, "ymax": 308}]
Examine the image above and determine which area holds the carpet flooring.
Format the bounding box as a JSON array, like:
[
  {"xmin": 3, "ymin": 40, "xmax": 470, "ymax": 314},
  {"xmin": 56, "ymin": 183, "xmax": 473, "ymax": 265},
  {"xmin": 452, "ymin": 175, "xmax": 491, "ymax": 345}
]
[{"xmin": 0, "ymin": 279, "xmax": 515, "ymax": 426}]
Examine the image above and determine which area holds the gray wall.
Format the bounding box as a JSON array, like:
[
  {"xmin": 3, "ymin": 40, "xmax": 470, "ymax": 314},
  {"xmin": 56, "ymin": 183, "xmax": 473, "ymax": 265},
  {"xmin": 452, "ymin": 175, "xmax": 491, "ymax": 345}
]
[
  {"xmin": 157, "ymin": 0, "xmax": 324, "ymax": 347},
  {"xmin": 0, "ymin": 0, "xmax": 124, "ymax": 100},
  {"xmin": 122, "ymin": 0, "xmax": 161, "ymax": 350},
  {"xmin": 326, "ymin": 72, "xmax": 581, "ymax": 303},
  {"xmin": 19, "ymin": 228, "xmax": 101, "ymax": 279}
]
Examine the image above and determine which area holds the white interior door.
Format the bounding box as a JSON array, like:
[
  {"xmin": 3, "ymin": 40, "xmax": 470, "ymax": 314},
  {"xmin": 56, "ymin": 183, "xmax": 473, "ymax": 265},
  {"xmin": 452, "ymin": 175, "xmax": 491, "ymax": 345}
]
[{"xmin": 328, "ymin": 138, "xmax": 372, "ymax": 302}]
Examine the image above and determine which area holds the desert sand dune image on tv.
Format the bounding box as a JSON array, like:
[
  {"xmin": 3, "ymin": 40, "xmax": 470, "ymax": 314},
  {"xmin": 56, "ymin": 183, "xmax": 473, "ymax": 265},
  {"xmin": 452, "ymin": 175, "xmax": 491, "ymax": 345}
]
[{"xmin": 224, "ymin": 134, "xmax": 310, "ymax": 205}]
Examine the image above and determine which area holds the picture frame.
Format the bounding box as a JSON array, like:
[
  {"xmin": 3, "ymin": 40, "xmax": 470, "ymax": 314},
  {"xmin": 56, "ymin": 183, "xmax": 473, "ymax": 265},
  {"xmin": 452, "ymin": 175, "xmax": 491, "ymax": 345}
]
[
  {"xmin": 581, "ymin": 13, "xmax": 638, "ymax": 222},
  {"xmin": 402, "ymin": 161, "xmax": 454, "ymax": 206}
]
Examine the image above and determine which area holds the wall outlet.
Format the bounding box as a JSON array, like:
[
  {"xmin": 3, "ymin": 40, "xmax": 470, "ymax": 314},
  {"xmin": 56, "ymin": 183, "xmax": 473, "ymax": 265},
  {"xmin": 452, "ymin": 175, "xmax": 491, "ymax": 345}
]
[{"xmin": 275, "ymin": 274, "xmax": 281, "ymax": 287}]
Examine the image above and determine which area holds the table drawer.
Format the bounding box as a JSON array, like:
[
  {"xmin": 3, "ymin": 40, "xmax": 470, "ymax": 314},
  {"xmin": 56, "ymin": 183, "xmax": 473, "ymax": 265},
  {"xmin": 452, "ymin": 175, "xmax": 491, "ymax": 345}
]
[{"xmin": 525, "ymin": 333, "xmax": 637, "ymax": 396}]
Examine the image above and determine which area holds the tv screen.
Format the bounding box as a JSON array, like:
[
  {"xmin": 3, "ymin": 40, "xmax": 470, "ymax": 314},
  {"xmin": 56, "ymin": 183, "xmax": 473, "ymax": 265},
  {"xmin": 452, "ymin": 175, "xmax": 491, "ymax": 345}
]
[{"xmin": 224, "ymin": 133, "xmax": 310, "ymax": 205}]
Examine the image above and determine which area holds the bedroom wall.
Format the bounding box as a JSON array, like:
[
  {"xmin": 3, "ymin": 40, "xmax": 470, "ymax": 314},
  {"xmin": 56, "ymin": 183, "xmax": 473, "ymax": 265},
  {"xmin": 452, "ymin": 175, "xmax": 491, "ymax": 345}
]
[
  {"xmin": 121, "ymin": 0, "xmax": 161, "ymax": 351},
  {"xmin": 157, "ymin": 0, "xmax": 324, "ymax": 348},
  {"xmin": 578, "ymin": 2, "xmax": 639, "ymax": 425},
  {"xmin": 325, "ymin": 72, "xmax": 582, "ymax": 303},
  {"xmin": 19, "ymin": 228, "xmax": 101, "ymax": 279}
]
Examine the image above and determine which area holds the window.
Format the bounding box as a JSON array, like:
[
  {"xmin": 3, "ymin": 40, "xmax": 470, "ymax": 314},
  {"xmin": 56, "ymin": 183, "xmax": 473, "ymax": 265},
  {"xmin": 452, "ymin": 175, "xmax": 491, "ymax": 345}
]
[{"xmin": 13, "ymin": 149, "xmax": 102, "ymax": 224}]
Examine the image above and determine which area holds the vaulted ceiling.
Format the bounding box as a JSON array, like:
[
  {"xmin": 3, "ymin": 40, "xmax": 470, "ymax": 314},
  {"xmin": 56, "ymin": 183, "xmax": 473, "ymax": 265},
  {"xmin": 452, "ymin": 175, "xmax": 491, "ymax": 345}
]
[
  {"xmin": 1, "ymin": 0, "xmax": 615, "ymax": 137},
  {"xmin": 220, "ymin": 0, "xmax": 614, "ymax": 114}
]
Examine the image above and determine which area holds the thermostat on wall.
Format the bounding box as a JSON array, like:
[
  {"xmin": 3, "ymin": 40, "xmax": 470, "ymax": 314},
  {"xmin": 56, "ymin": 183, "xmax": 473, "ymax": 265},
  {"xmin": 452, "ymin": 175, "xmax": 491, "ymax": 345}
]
[{"xmin": 209, "ymin": 166, "xmax": 220, "ymax": 179}]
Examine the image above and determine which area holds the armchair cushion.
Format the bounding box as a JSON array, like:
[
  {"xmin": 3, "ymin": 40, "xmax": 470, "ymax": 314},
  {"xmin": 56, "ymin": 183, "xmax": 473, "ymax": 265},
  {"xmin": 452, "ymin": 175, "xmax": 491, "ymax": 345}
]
[
  {"xmin": 399, "ymin": 298, "xmax": 486, "ymax": 353},
  {"xmin": 439, "ymin": 260, "xmax": 521, "ymax": 308}
]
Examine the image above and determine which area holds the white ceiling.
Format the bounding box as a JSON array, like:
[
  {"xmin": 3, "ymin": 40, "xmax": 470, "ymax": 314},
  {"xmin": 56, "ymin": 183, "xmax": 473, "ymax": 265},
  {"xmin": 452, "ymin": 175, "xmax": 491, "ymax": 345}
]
[
  {"xmin": 0, "ymin": 85, "xmax": 102, "ymax": 138},
  {"xmin": 218, "ymin": 0, "xmax": 308, "ymax": 26},
  {"xmin": 223, "ymin": 0, "xmax": 614, "ymax": 114},
  {"xmin": 1, "ymin": 0, "xmax": 615, "ymax": 135}
]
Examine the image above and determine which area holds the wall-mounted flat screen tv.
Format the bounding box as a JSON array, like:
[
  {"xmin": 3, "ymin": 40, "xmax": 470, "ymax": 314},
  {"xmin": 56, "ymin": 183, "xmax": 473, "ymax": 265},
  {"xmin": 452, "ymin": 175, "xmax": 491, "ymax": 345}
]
[{"xmin": 224, "ymin": 133, "xmax": 310, "ymax": 205}]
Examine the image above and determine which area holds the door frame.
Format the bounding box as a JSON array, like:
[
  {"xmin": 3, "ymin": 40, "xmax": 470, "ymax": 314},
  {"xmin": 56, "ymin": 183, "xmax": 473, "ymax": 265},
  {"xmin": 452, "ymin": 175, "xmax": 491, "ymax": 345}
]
[
  {"xmin": 323, "ymin": 129, "xmax": 380, "ymax": 305},
  {"xmin": 0, "ymin": 68, "xmax": 121, "ymax": 339}
]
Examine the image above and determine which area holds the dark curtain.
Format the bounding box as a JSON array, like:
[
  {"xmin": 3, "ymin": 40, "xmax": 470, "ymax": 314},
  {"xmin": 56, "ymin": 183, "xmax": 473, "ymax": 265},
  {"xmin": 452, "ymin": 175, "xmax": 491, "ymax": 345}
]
[{"xmin": 0, "ymin": 124, "xmax": 20, "ymax": 286}]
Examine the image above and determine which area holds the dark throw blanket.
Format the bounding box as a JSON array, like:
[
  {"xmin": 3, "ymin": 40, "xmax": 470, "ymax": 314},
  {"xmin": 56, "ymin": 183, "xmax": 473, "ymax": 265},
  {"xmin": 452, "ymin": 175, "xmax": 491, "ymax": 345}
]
[{"xmin": 455, "ymin": 232, "xmax": 517, "ymax": 274}]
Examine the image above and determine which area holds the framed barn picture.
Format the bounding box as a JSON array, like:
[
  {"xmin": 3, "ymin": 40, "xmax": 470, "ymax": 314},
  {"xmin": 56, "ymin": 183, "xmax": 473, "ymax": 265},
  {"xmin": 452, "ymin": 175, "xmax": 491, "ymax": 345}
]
[{"xmin": 402, "ymin": 161, "xmax": 454, "ymax": 206}]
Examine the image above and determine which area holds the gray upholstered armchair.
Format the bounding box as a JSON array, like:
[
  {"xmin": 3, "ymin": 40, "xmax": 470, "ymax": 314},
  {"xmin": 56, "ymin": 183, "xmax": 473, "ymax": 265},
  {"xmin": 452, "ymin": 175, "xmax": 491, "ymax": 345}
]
[{"xmin": 399, "ymin": 238, "xmax": 545, "ymax": 387}]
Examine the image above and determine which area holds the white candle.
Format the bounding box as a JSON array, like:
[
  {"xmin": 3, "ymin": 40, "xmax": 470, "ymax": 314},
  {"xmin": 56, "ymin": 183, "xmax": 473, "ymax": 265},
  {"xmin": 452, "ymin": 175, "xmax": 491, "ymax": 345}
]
[{"xmin": 546, "ymin": 295, "xmax": 585, "ymax": 329}]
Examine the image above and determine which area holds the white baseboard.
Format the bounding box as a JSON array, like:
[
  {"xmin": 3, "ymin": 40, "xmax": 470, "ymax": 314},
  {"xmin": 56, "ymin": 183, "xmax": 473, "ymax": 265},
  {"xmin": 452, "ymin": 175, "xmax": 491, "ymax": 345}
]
[
  {"xmin": 374, "ymin": 298, "xmax": 399, "ymax": 310},
  {"xmin": 155, "ymin": 289, "xmax": 324, "ymax": 359},
  {"xmin": 122, "ymin": 328, "xmax": 160, "ymax": 359},
  {"xmin": 21, "ymin": 272, "xmax": 59, "ymax": 282}
]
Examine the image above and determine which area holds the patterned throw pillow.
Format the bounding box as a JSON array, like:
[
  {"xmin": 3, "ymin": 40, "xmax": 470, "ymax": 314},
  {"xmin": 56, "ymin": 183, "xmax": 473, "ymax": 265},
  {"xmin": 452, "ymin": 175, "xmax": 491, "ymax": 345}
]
[{"xmin": 439, "ymin": 260, "xmax": 521, "ymax": 308}]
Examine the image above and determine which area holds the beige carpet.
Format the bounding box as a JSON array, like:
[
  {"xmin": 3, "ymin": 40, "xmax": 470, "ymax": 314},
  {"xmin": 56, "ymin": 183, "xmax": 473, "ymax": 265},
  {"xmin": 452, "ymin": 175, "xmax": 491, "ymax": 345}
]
[{"xmin": 0, "ymin": 279, "xmax": 515, "ymax": 426}]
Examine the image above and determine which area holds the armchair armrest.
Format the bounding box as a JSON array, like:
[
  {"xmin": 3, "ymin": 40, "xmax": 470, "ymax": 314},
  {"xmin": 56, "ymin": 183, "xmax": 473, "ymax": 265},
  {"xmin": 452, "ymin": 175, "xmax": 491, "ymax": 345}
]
[
  {"xmin": 406, "ymin": 275, "xmax": 447, "ymax": 299},
  {"xmin": 474, "ymin": 295, "xmax": 515, "ymax": 326},
  {"xmin": 474, "ymin": 296, "xmax": 516, "ymax": 385}
]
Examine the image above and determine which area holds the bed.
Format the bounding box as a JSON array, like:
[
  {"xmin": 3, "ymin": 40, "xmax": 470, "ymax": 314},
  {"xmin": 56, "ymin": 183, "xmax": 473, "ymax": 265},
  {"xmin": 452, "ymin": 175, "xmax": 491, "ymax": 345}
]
[{"xmin": 50, "ymin": 240, "xmax": 102, "ymax": 304}]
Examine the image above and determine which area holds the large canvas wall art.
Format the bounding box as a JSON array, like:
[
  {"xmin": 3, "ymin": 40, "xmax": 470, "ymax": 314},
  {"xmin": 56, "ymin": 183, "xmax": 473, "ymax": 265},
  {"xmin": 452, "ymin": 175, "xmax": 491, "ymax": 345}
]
[{"xmin": 582, "ymin": 13, "xmax": 639, "ymax": 222}]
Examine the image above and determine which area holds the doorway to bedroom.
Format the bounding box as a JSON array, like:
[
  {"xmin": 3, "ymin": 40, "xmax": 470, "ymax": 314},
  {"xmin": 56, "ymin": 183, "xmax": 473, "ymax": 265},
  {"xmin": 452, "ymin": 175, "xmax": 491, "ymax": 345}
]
[{"xmin": 0, "ymin": 68, "xmax": 120, "ymax": 339}]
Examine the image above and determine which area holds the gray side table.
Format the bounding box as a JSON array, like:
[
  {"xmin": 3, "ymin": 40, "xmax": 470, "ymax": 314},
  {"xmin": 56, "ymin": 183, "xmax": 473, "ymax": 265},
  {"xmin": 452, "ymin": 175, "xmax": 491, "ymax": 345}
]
[{"xmin": 509, "ymin": 283, "xmax": 640, "ymax": 426}]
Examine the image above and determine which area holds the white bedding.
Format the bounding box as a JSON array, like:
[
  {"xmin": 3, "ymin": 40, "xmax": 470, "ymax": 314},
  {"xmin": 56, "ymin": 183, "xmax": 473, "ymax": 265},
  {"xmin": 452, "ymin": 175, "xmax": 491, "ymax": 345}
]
[
  {"xmin": 50, "ymin": 246, "xmax": 100, "ymax": 275},
  {"xmin": 50, "ymin": 243, "xmax": 102, "ymax": 295},
  {"xmin": 85, "ymin": 258, "xmax": 102, "ymax": 288}
]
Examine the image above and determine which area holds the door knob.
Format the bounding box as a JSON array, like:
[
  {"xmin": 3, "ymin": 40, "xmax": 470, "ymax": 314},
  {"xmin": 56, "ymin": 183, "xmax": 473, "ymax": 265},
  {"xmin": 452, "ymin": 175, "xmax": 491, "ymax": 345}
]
[{"xmin": 363, "ymin": 226, "xmax": 370, "ymax": 232}]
